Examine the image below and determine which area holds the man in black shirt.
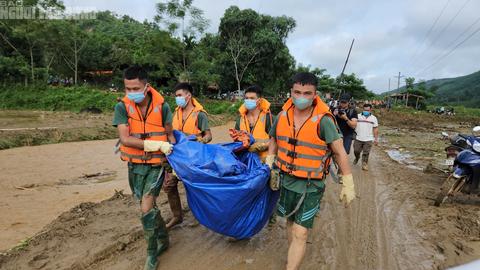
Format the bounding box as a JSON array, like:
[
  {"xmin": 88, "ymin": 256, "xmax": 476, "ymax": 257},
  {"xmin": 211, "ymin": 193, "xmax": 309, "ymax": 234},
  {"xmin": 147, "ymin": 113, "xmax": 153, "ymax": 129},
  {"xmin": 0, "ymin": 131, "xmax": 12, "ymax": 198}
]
[{"xmin": 333, "ymin": 93, "xmax": 358, "ymax": 154}]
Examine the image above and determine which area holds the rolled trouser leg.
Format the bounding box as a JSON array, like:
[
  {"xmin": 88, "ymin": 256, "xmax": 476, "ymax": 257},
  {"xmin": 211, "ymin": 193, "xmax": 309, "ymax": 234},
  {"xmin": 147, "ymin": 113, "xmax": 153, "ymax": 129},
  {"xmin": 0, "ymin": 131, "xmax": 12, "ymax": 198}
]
[
  {"xmin": 163, "ymin": 173, "xmax": 183, "ymax": 229},
  {"xmin": 362, "ymin": 141, "xmax": 373, "ymax": 164}
]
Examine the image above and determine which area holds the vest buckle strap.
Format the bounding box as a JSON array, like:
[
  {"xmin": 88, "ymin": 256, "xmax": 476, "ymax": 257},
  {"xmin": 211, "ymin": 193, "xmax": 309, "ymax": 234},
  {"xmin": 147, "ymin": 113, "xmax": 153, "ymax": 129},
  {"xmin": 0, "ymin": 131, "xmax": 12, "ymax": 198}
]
[
  {"xmin": 286, "ymin": 150, "xmax": 297, "ymax": 158},
  {"xmin": 286, "ymin": 163, "xmax": 296, "ymax": 171},
  {"xmin": 287, "ymin": 137, "xmax": 298, "ymax": 146},
  {"xmin": 140, "ymin": 153, "xmax": 152, "ymax": 160}
]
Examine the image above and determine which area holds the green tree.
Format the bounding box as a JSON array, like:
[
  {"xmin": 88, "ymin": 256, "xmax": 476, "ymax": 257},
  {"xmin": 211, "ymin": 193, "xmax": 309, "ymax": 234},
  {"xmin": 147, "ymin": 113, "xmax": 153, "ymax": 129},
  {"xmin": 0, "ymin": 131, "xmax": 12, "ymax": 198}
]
[
  {"xmin": 405, "ymin": 77, "xmax": 415, "ymax": 91},
  {"xmin": 155, "ymin": 0, "xmax": 209, "ymax": 78},
  {"xmin": 336, "ymin": 73, "xmax": 374, "ymax": 99},
  {"xmin": 218, "ymin": 6, "xmax": 295, "ymax": 93},
  {"xmin": 0, "ymin": 0, "xmax": 64, "ymax": 84}
]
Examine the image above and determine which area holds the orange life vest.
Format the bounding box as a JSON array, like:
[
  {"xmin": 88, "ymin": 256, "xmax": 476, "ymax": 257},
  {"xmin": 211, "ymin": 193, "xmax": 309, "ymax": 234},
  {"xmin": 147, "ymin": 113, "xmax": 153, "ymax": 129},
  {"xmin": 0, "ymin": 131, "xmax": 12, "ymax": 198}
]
[
  {"xmin": 119, "ymin": 86, "xmax": 167, "ymax": 164},
  {"xmin": 172, "ymin": 98, "xmax": 207, "ymax": 136},
  {"xmin": 238, "ymin": 98, "xmax": 272, "ymax": 159},
  {"xmin": 275, "ymin": 96, "xmax": 334, "ymax": 180}
]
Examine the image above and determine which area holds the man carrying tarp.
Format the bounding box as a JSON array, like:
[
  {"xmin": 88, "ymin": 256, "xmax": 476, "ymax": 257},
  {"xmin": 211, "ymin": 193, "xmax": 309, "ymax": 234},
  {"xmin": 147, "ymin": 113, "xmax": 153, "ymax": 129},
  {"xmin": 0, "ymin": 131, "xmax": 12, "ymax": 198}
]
[
  {"xmin": 266, "ymin": 72, "xmax": 356, "ymax": 270},
  {"xmin": 234, "ymin": 84, "xmax": 276, "ymax": 226},
  {"xmin": 163, "ymin": 82, "xmax": 212, "ymax": 229},
  {"xmin": 113, "ymin": 66, "xmax": 174, "ymax": 270},
  {"xmin": 235, "ymin": 85, "xmax": 274, "ymax": 162}
]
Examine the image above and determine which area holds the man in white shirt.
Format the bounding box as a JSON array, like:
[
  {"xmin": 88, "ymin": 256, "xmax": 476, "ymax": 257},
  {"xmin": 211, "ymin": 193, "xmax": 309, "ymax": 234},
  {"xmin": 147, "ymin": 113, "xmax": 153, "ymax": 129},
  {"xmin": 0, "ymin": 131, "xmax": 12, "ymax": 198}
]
[{"xmin": 353, "ymin": 103, "xmax": 379, "ymax": 171}]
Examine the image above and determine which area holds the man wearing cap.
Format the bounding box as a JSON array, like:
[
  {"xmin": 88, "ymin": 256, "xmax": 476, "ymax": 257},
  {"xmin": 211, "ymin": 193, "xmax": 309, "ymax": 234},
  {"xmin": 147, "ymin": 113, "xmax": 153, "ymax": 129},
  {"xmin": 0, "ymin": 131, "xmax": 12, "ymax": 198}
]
[{"xmin": 333, "ymin": 93, "xmax": 358, "ymax": 154}]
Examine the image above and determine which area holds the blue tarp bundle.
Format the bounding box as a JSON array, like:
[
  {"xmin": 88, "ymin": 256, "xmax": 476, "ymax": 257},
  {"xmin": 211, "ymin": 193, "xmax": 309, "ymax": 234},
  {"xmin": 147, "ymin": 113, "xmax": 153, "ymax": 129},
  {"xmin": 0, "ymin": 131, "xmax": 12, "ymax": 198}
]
[{"xmin": 167, "ymin": 130, "xmax": 279, "ymax": 239}]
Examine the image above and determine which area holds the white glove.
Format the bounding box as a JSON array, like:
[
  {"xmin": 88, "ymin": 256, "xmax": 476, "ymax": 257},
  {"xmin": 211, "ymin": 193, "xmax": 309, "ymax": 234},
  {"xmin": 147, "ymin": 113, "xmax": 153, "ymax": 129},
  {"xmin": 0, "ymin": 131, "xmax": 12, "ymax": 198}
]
[
  {"xmin": 143, "ymin": 140, "xmax": 173, "ymax": 155},
  {"xmin": 339, "ymin": 174, "xmax": 355, "ymax": 206},
  {"xmin": 265, "ymin": 155, "xmax": 276, "ymax": 169}
]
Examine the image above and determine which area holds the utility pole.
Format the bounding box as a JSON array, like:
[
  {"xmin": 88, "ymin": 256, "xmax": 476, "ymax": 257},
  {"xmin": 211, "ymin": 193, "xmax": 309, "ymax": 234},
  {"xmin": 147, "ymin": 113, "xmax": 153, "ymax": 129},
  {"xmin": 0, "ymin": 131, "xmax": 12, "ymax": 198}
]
[
  {"xmin": 394, "ymin": 72, "xmax": 405, "ymax": 91},
  {"xmin": 337, "ymin": 38, "xmax": 355, "ymax": 99},
  {"xmin": 388, "ymin": 78, "xmax": 391, "ymax": 92},
  {"xmin": 340, "ymin": 38, "xmax": 355, "ymax": 77}
]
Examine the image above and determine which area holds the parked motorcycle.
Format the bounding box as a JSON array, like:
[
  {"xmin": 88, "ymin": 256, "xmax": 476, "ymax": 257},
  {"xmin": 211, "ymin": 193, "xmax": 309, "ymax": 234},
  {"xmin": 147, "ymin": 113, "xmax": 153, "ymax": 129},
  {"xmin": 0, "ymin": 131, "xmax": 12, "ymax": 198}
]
[
  {"xmin": 435, "ymin": 126, "xmax": 480, "ymax": 206},
  {"xmin": 441, "ymin": 132, "xmax": 470, "ymax": 172}
]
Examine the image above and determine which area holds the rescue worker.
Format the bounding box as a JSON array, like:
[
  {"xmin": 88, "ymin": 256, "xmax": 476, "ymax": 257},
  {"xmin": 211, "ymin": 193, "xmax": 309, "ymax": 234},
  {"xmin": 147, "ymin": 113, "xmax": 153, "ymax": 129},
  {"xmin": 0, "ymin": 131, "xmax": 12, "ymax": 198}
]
[
  {"xmin": 163, "ymin": 82, "xmax": 212, "ymax": 229},
  {"xmin": 235, "ymin": 85, "xmax": 274, "ymax": 161},
  {"xmin": 113, "ymin": 66, "xmax": 174, "ymax": 270},
  {"xmin": 266, "ymin": 72, "xmax": 356, "ymax": 270},
  {"xmin": 235, "ymin": 84, "xmax": 276, "ymax": 225}
]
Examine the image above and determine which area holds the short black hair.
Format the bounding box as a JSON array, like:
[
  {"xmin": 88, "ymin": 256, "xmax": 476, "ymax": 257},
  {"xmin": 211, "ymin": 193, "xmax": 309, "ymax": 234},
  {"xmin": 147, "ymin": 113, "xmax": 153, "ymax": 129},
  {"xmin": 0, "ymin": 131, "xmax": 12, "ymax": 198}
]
[
  {"xmin": 245, "ymin": 85, "xmax": 262, "ymax": 97},
  {"xmin": 174, "ymin": 82, "xmax": 194, "ymax": 94},
  {"xmin": 123, "ymin": 65, "xmax": 148, "ymax": 82},
  {"xmin": 291, "ymin": 72, "xmax": 318, "ymax": 88},
  {"xmin": 363, "ymin": 103, "xmax": 372, "ymax": 109}
]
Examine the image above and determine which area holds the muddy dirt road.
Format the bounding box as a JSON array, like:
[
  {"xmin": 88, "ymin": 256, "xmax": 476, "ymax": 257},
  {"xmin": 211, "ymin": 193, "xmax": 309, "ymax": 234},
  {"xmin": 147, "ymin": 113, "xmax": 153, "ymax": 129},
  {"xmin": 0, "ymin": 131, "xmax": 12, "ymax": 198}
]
[{"xmin": 1, "ymin": 122, "xmax": 479, "ymax": 269}]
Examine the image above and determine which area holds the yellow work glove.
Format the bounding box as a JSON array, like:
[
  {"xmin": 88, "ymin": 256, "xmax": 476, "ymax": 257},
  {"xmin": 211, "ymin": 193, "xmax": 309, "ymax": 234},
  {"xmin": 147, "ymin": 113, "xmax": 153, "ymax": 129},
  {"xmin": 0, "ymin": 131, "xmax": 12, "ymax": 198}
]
[
  {"xmin": 143, "ymin": 140, "xmax": 173, "ymax": 155},
  {"xmin": 339, "ymin": 174, "xmax": 355, "ymax": 206},
  {"xmin": 248, "ymin": 142, "xmax": 268, "ymax": 153},
  {"xmin": 264, "ymin": 155, "xmax": 280, "ymax": 191}
]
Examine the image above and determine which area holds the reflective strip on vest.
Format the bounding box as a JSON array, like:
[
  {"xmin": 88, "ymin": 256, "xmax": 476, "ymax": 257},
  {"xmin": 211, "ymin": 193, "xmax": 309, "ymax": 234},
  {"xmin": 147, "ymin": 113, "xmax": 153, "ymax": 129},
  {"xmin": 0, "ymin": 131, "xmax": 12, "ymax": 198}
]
[
  {"xmin": 276, "ymin": 157, "xmax": 326, "ymax": 176},
  {"xmin": 277, "ymin": 146, "xmax": 325, "ymax": 161},
  {"xmin": 277, "ymin": 136, "xmax": 329, "ymax": 150},
  {"xmin": 130, "ymin": 131, "xmax": 167, "ymax": 139},
  {"xmin": 120, "ymin": 151, "xmax": 165, "ymax": 161}
]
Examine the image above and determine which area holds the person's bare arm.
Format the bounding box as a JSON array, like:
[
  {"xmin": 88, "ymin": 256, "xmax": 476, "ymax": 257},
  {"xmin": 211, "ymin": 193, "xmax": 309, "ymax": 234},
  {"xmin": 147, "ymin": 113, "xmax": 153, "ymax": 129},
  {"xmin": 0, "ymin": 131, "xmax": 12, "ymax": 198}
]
[
  {"xmin": 117, "ymin": 124, "xmax": 144, "ymax": 149},
  {"xmin": 340, "ymin": 114, "xmax": 357, "ymax": 129},
  {"xmin": 373, "ymin": 127, "xmax": 379, "ymax": 145},
  {"xmin": 347, "ymin": 118, "xmax": 357, "ymax": 129},
  {"xmin": 329, "ymin": 138, "xmax": 351, "ymax": 175},
  {"xmin": 201, "ymin": 129, "xmax": 212, "ymax": 143},
  {"xmin": 165, "ymin": 123, "xmax": 176, "ymax": 144},
  {"xmin": 267, "ymin": 137, "xmax": 278, "ymax": 155}
]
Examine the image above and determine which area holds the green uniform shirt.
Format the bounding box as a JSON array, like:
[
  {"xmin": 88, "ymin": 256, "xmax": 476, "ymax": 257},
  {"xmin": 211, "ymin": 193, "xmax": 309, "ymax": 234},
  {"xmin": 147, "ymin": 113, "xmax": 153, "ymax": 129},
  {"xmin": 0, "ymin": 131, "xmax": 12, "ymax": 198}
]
[
  {"xmin": 112, "ymin": 96, "xmax": 173, "ymax": 171},
  {"xmin": 269, "ymin": 115, "xmax": 342, "ymax": 193},
  {"xmin": 234, "ymin": 112, "xmax": 274, "ymax": 134},
  {"xmin": 195, "ymin": 111, "xmax": 210, "ymax": 132}
]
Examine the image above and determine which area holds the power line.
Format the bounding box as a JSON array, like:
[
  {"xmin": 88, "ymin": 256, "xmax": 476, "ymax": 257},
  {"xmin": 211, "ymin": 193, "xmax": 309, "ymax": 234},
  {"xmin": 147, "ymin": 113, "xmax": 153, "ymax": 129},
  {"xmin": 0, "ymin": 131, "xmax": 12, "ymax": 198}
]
[
  {"xmin": 414, "ymin": 0, "xmax": 470, "ymax": 65},
  {"xmin": 408, "ymin": 0, "xmax": 451, "ymax": 66},
  {"xmin": 413, "ymin": 14, "xmax": 480, "ymax": 76},
  {"xmin": 415, "ymin": 24, "xmax": 480, "ymax": 76}
]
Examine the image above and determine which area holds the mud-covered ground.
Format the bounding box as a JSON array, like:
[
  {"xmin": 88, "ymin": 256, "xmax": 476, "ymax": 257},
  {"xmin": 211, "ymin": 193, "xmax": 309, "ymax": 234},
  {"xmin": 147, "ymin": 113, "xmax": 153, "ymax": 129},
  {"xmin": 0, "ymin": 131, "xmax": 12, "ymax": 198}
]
[{"xmin": 0, "ymin": 110, "xmax": 479, "ymax": 269}]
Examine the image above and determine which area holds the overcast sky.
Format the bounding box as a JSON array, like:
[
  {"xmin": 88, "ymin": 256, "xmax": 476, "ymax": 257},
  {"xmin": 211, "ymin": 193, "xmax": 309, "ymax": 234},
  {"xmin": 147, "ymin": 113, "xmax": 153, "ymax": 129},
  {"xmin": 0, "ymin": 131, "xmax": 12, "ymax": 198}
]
[{"xmin": 64, "ymin": 0, "xmax": 480, "ymax": 93}]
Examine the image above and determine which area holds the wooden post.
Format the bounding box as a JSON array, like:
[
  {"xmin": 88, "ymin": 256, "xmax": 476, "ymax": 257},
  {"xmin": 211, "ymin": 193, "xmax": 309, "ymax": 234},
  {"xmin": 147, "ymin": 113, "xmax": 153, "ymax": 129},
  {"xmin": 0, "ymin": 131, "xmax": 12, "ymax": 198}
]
[
  {"xmin": 405, "ymin": 93, "xmax": 409, "ymax": 107},
  {"xmin": 415, "ymin": 97, "xmax": 419, "ymax": 109}
]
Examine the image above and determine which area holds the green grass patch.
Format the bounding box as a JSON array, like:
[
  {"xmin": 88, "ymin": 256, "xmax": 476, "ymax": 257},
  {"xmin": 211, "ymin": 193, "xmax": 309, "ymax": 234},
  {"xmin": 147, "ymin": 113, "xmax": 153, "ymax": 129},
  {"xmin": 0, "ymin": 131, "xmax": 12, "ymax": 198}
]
[
  {"xmin": 0, "ymin": 85, "xmax": 240, "ymax": 115},
  {"xmin": 0, "ymin": 85, "xmax": 122, "ymax": 112}
]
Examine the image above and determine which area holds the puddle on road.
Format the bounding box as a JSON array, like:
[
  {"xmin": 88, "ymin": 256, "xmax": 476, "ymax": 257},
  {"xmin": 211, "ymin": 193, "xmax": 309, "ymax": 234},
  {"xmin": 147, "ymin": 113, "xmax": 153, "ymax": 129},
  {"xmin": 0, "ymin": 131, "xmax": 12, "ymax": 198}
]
[{"xmin": 386, "ymin": 149, "xmax": 423, "ymax": 171}]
